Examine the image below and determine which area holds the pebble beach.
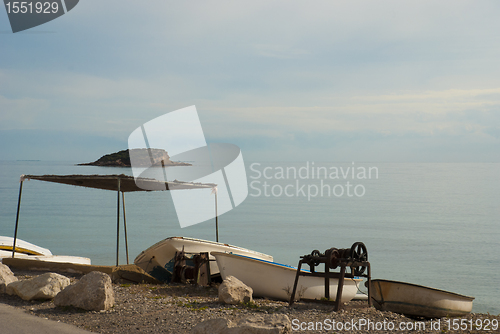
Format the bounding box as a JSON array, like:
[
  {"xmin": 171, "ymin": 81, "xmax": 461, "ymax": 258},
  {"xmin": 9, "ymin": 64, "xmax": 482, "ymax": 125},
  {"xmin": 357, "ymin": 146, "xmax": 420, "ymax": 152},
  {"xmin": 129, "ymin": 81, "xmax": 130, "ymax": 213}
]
[{"xmin": 1, "ymin": 269, "xmax": 499, "ymax": 334}]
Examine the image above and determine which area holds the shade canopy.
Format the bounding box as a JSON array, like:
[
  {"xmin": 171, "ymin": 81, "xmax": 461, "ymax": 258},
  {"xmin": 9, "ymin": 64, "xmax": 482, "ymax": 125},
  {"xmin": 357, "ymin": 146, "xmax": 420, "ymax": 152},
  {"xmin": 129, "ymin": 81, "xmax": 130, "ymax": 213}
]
[
  {"xmin": 20, "ymin": 174, "xmax": 216, "ymax": 192},
  {"xmin": 13, "ymin": 174, "xmax": 219, "ymax": 266}
]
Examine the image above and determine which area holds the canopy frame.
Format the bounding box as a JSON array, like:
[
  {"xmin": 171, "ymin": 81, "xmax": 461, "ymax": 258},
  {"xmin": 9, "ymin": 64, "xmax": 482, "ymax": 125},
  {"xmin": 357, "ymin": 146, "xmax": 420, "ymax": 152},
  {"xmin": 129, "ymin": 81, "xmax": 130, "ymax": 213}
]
[{"xmin": 11, "ymin": 174, "xmax": 218, "ymax": 266}]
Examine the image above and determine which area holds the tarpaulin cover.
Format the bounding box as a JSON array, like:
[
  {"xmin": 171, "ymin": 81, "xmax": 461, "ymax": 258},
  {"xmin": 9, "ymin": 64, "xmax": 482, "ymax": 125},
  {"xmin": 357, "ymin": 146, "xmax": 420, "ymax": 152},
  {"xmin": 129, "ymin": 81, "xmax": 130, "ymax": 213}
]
[{"xmin": 20, "ymin": 174, "xmax": 216, "ymax": 192}]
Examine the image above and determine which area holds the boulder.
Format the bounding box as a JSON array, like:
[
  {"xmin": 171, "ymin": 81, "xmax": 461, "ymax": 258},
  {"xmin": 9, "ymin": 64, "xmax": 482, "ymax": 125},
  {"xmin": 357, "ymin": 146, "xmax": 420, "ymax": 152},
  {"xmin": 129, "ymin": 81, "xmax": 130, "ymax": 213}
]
[
  {"xmin": 54, "ymin": 271, "xmax": 114, "ymax": 311},
  {"xmin": 192, "ymin": 314, "xmax": 291, "ymax": 334},
  {"xmin": 0, "ymin": 263, "xmax": 18, "ymax": 293},
  {"xmin": 238, "ymin": 314, "xmax": 292, "ymax": 333},
  {"xmin": 6, "ymin": 272, "xmax": 70, "ymax": 300},
  {"xmin": 192, "ymin": 318, "xmax": 231, "ymax": 334},
  {"xmin": 219, "ymin": 275, "xmax": 253, "ymax": 305}
]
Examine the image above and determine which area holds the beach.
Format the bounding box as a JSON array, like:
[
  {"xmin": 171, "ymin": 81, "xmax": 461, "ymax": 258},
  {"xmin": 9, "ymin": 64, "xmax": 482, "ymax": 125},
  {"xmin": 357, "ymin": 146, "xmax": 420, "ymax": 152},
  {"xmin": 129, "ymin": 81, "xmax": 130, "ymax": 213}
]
[{"xmin": 1, "ymin": 269, "xmax": 498, "ymax": 334}]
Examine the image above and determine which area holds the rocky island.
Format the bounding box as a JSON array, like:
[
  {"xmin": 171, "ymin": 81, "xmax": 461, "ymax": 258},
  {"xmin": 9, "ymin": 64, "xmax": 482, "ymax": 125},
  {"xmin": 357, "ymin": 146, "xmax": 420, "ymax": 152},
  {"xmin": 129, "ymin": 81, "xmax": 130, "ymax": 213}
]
[{"xmin": 78, "ymin": 149, "xmax": 191, "ymax": 167}]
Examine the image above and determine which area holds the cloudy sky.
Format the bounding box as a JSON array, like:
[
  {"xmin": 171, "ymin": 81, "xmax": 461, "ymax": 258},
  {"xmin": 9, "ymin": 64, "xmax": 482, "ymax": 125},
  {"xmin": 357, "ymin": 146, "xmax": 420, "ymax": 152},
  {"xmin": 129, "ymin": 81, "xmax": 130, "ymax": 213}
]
[{"xmin": 1, "ymin": 0, "xmax": 500, "ymax": 162}]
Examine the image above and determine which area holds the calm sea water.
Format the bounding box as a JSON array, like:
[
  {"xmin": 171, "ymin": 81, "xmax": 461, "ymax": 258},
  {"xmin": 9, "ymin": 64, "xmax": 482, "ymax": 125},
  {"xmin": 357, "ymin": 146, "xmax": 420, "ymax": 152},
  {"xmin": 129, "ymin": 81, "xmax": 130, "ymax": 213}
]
[{"xmin": 0, "ymin": 160, "xmax": 498, "ymax": 314}]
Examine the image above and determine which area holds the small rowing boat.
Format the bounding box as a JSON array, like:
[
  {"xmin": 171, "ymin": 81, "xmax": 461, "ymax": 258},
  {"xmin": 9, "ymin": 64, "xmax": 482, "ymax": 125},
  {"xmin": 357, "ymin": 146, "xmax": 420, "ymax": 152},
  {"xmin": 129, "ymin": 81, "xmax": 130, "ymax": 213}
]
[
  {"xmin": 212, "ymin": 251, "xmax": 362, "ymax": 302},
  {"xmin": 369, "ymin": 279, "xmax": 474, "ymax": 318},
  {"xmin": 134, "ymin": 237, "xmax": 273, "ymax": 282},
  {"xmin": 0, "ymin": 236, "xmax": 91, "ymax": 265}
]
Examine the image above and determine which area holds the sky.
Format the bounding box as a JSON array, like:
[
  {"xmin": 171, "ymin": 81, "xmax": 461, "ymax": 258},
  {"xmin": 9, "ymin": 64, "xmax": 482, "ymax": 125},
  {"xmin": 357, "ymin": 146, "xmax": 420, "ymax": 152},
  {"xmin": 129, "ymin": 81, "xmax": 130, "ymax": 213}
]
[{"xmin": 1, "ymin": 0, "xmax": 500, "ymax": 162}]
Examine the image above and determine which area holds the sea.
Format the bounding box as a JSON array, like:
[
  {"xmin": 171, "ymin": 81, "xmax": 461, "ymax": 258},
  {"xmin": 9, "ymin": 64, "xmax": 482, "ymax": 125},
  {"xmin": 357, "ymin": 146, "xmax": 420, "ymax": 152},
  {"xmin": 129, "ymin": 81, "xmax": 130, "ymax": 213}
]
[{"xmin": 0, "ymin": 160, "xmax": 498, "ymax": 315}]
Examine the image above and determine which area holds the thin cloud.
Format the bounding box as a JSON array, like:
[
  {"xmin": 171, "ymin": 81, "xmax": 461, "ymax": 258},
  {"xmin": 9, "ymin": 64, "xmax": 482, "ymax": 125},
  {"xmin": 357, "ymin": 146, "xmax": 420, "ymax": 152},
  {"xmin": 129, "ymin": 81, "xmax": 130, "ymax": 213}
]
[
  {"xmin": 2, "ymin": 1, "xmax": 500, "ymax": 161},
  {"xmin": 254, "ymin": 44, "xmax": 311, "ymax": 59}
]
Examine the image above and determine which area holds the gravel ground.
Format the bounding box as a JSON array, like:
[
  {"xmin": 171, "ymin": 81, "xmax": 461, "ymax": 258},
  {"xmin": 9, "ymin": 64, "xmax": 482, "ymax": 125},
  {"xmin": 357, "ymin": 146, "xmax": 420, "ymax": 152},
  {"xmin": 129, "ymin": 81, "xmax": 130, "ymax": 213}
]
[{"xmin": 0, "ymin": 270, "xmax": 498, "ymax": 334}]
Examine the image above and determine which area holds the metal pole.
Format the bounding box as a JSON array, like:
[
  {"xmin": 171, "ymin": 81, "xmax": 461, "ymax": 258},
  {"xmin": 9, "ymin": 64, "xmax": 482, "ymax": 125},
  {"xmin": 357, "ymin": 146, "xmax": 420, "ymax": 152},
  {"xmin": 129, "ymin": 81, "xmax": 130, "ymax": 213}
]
[
  {"xmin": 12, "ymin": 180, "xmax": 24, "ymax": 258},
  {"xmin": 215, "ymin": 191, "xmax": 219, "ymax": 242},
  {"xmin": 325, "ymin": 261, "xmax": 330, "ymax": 300},
  {"xmin": 367, "ymin": 263, "xmax": 372, "ymax": 307},
  {"xmin": 116, "ymin": 178, "xmax": 120, "ymax": 266},
  {"xmin": 289, "ymin": 259, "xmax": 304, "ymax": 306},
  {"xmin": 122, "ymin": 192, "xmax": 129, "ymax": 265},
  {"xmin": 335, "ymin": 264, "xmax": 346, "ymax": 311}
]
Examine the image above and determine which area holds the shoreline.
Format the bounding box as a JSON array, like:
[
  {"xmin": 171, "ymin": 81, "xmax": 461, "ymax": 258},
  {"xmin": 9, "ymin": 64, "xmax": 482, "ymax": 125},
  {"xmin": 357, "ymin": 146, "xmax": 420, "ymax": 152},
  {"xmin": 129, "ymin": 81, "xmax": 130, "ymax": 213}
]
[{"xmin": 0, "ymin": 269, "xmax": 498, "ymax": 333}]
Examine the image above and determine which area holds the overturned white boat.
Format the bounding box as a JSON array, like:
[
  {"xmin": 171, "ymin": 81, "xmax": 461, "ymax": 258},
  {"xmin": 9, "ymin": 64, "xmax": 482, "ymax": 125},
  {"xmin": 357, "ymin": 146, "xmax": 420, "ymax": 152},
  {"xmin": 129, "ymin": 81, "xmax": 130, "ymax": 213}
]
[
  {"xmin": 370, "ymin": 279, "xmax": 474, "ymax": 318},
  {"xmin": 212, "ymin": 251, "xmax": 362, "ymax": 302},
  {"xmin": 134, "ymin": 237, "xmax": 273, "ymax": 282},
  {"xmin": 0, "ymin": 236, "xmax": 91, "ymax": 265}
]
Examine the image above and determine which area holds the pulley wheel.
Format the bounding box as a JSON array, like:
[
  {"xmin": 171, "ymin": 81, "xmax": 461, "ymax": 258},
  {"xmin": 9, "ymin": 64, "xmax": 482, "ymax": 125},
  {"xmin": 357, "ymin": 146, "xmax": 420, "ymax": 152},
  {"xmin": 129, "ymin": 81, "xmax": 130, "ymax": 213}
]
[
  {"xmin": 350, "ymin": 242, "xmax": 368, "ymax": 276},
  {"xmin": 310, "ymin": 249, "xmax": 321, "ymax": 266},
  {"xmin": 326, "ymin": 247, "xmax": 340, "ymax": 269}
]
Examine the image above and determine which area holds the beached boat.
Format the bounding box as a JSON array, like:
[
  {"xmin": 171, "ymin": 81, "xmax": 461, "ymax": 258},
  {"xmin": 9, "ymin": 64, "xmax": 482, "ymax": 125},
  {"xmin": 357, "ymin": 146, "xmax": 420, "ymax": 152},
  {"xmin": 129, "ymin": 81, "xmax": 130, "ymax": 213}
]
[
  {"xmin": 369, "ymin": 279, "xmax": 474, "ymax": 318},
  {"xmin": 0, "ymin": 236, "xmax": 91, "ymax": 265},
  {"xmin": 0, "ymin": 236, "xmax": 52, "ymax": 257},
  {"xmin": 134, "ymin": 237, "xmax": 273, "ymax": 282},
  {"xmin": 212, "ymin": 251, "xmax": 362, "ymax": 302}
]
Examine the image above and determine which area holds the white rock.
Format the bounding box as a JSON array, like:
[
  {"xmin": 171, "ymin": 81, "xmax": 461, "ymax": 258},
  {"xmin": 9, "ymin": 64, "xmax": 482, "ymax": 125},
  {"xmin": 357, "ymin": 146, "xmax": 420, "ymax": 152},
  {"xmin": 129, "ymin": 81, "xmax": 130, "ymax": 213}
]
[
  {"xmin": 219, "ymin": 275, "xmax": 253, "ymax": 305},
  {"xmin": 6, "ymin": 272, "xmax": 70, "ymax": 300},
  {"xmin": 192, "ymin": 314, "xmax": 291, "ymax": 334},
  {"xmin": 238, "ymin": 314, "xmax": 292, "ymax": 333},
  {"xmin": 54, "ymin": 271, "xmax": 115, "ymax": 311},
  {"xmin": 0, "ymin": 263, "xmax": 18, "ymax": 294},
  {"xmin": 192, "ymin": 318, "xmax": 231, "ymax": 334}
]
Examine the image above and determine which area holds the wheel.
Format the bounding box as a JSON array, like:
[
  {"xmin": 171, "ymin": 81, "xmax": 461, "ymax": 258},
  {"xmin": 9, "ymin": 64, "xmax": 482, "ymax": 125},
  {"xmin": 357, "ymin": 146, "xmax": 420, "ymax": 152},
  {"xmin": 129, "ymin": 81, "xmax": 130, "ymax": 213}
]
[
  {"xmin": 326, "ymin": 247, "xmax": 340, "ymax": 269},
  {"xmin": 310, "ymin": 249, "xmax": 322, "ymax": 266},
  {"xmin": 350, "ymin": 242, "xmax": 368, "ymax": 276}
]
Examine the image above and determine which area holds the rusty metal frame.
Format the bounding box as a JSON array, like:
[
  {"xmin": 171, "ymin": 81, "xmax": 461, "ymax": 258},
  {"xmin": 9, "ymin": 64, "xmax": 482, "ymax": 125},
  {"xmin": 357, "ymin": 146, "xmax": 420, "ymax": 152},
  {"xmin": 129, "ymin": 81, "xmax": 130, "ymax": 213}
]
[
  {"xmin": 172, "ymin": 249, "xmax": 211, "ymax": 286},
  {"xmin": 289, "ymin": 254, "xmax": 372, "ymax": 311},
  {"xmin": 11, "ymin": 174, "xmax": 217, "ymax": 267}
]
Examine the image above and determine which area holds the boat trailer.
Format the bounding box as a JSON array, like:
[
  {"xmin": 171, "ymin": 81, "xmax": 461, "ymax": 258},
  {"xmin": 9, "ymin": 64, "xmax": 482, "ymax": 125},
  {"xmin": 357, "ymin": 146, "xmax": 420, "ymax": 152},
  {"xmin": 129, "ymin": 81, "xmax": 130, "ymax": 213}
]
[{"xmin": 289, "ymin": 242, "xmax": 372, "ymax": 311}]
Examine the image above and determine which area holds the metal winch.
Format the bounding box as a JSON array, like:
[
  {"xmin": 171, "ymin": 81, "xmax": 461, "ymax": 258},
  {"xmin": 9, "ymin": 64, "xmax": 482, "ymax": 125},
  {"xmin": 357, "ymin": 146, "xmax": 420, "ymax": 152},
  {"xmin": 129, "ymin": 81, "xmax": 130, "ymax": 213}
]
[
  {"xmin": 289, "ymin": 241, "xmax": 372, "ymax": 311},
  {"xmin": 301, "ymin": 241, "xmax": 368, "ymax": 276}
]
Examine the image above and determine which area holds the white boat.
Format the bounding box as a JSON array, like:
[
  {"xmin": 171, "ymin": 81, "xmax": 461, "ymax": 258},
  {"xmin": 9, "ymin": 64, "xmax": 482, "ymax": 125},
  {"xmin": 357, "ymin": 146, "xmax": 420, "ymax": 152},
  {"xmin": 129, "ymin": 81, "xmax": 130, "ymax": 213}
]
[
  {"xmin": 212, "ymin": 251, "xmax": 362, "ymax": 302},
  {"xmin": 0, "ymin": 236, "xmax": 91, "ymax": 265},
  {"xmin": 370, "ymin": 279, "xmax": 474, "ymax": 318},
  {"xmin": 0, "ymin": 236, "xmax": 52, "ymax": 257},
  {"xmin": 134, "ymin": 237, "xmax": 273, "ymax": 282}
]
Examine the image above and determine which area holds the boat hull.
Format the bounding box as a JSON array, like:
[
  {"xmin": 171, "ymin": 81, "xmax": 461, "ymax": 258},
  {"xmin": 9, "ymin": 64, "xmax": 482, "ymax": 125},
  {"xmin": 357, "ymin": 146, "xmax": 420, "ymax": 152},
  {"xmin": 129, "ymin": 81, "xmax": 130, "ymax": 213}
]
[
  {"xmin": 0, "ymin": 236, "xmax": 91, "ymax": 265},
  {"xmin": 0, "ymin": 252, "xmax": 91, "ymax": 265},
  {"xmin": 213, "ymin": 251, "xmax": 361, "ymax": 302},
  {"xmin": 134, "ymin": 237, "xmax": 273, "ymax": 282},
  {"xmin": 0, "ymin": 236, "xmax": 52, "ymax": 256},
  {"xmin": 370, "ymin": 279, "xmax": 474, "ymax": 318}
]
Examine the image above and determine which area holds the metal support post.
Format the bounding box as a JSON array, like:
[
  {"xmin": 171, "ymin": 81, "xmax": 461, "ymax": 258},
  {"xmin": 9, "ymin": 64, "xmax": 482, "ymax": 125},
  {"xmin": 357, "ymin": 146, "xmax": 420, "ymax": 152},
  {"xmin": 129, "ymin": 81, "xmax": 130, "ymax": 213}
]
[
  {"xmin": 289, "ymin": 259, "xmax": 304, "ymax": 306},
  {"xmin": 12, "ymin": 180, "xmax": 24, "ymax": 258},
  {"xmin": 215, "ymin": 191, "xmax": 219, "ymax": 242},
  {"xmin": 116, "ymin": 178, "xmax": 121, "ymax": 266},
  {"xmin": 335, "ymin": 263, "xmax": 346, "ymax": 311},
  {"xmin": 122, "ymin": 192, "xmax": 129, "ymax": 265}
]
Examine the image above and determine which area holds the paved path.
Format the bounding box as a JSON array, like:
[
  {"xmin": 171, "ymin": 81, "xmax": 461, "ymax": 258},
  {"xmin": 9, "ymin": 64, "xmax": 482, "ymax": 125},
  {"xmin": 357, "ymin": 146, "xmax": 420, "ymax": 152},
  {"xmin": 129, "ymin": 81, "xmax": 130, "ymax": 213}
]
[{"xmin": 0, "ymin": 303, "xmax": 94, "ymax": 334}]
